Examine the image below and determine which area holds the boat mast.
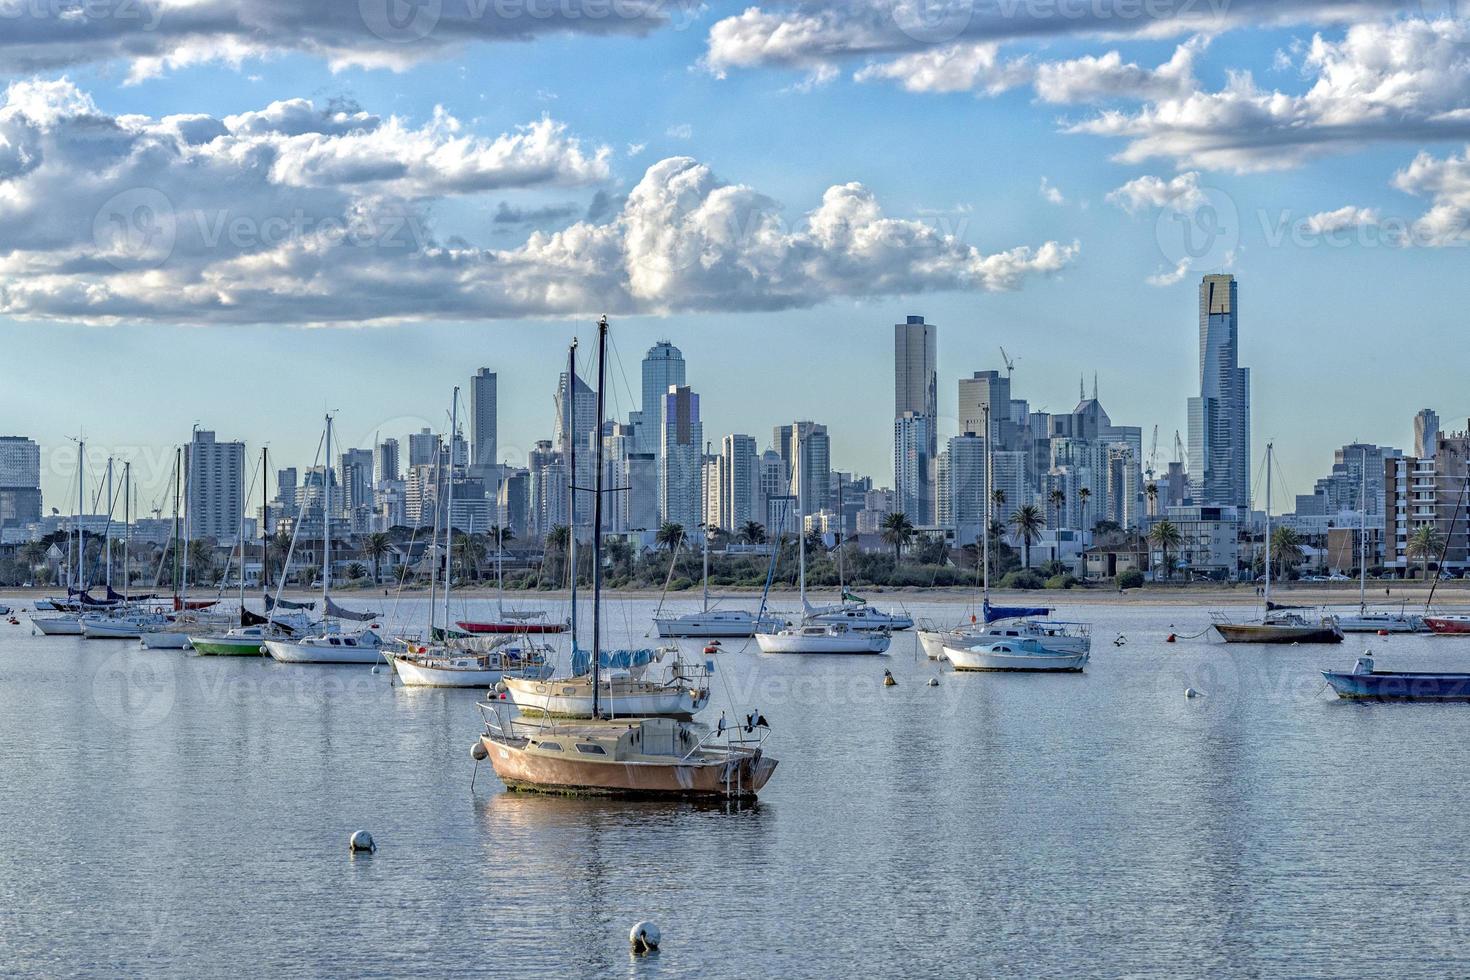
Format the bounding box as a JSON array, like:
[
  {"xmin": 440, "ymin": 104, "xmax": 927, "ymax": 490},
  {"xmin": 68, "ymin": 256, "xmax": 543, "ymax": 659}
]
[
  {"xmin": 261, "ymin": 447, "xmax": 270, "ymax": 604},
  {"xmin": 237, "ymin": 451, "xmax": 247, "ymax": 613},
  {"xmin": 323, "ymin": 414, "xmax": 332, "ymax": 617},
  {"xmin": 702, "ymin": 439, "xmax": 710, "ymax": 614},
  {"xmin": 172, "ymin": 447, "xmax": 181, "ymax": 603},
  {"xmin": 443, "ymin": 387, "xmax": 459, "ymax": 635},
  {"xmin": 982, "ymin": 405, "xmax": 991, "ymax": 608},
  {"xmin": 122, "ymin": 462, "xmax": 131, "ymax": 601},
  {"xmin": 590, "ymin": 316, "xmax": 609, "ymax": 720},
  {"xmin": 1264, "ymin": 443, "xmax": 1273, "ymax": 608},
  {"xmin": 796, "ymin": 426, "xmax": 806, "ymax": 610},
  {"xmin": 428, "ymin": 437, "xmax": 442, "ymax": 633},
  {"xmin": 496, "ymin": 476, "xmax": 505, "ymax": 619},
  {"xmin": 1359, "ymin": 447, "xmax": 1368, "ymax": 613},
  {"xmin": 74, "ymin": 438, "xmax": 83, "ymax": 594},
  {"xmin": 183, "ymin": 427, "xmax": 194, "ymax": 606},
  {"xmin": 567, "ymin": 340, "xmax": 579, "ymax": 657},
  {"xmin": 104, "ymin": 457, "xmax": 113, "ymax": 592}
]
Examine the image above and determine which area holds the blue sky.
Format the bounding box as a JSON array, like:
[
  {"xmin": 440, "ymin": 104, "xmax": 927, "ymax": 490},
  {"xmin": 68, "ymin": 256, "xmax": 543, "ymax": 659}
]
[{"xmin": 3, "ymin": 1, "xmax": 1470, "ymax": 511}]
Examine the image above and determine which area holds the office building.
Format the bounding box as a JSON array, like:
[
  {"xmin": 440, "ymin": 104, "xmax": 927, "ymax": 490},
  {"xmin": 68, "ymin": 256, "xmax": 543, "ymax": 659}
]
[
  {"xmin": 660, "ymin": 385, "xmax": 703, "ymax": 531},
  {"xmin": 640, "ymin": 341, "xmax": 686, "ymax": 459},
  {"xmin": 374, "ymin": 438, "xmax": 400, "ymax": 485},
  {"xmin": 471, "ymin": 368, "xmax": 497, "ymax": 466},
  {"xmin": 1187, "ymin": 274, "xmax": 1251, "ymax": 508},
  {"xmin": 0, "ymin": 436, "xmax": 41, "ymax": 529}
]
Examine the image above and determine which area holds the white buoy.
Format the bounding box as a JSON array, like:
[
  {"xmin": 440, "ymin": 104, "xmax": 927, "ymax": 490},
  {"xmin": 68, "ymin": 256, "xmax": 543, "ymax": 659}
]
[
  {"xmin": 371, "ymin": 665, "xmax": 381, "ymax": 674},
  {"xmin": 470, "ymin": 741, "xmax": 489, "ymax": 761},
  {"xmin": 1184, "ymin": 687, "xmax": 1203, "ymax": 699},
  {"xmin": 629, "ymin": 921, "xmax": 661, "ymax": 954},
  {"xmin": 349, "ymin": 830, "xmax": 376, "ymax": 854},
  {"xmin": 927, "ymin": 677, "xmax": 939, "ymax": 687}
]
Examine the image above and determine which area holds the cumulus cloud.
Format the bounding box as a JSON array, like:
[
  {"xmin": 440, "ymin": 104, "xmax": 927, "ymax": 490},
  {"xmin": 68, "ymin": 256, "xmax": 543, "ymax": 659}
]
[
  {"xmin": 1106, "ymin": 172, "xmax": 1204, "ymax": 213},
  {"xmin": 1033, "ymin": 37, "xmax": 1205, "ymax": 103},
  {"xmin": 0, "ymin": 0, "xmax": 674, "ymax": 78},
  {"xmin": 1039, "ymin": 177, "xmax": 1065, "ymax": 205},
  {"xmin": 0, "ymin": 82, "xmax": 1079, "ymax": 326},
  {"xmin": 1069, "ymin": 19, "xmax": 1470, "ymax": 172},
  {"xmin": 1300, "ymin": 205, "xmax": 1379, "ymax": 234},
  {"xmin": 1146, "ymin": 259, "xmax": 1191, "ymax": 287},
  {"xmin": 1393, "ymin": 148, "xmax": 1470, "ymax": 247},
  {"xmin": 854, "ymin": 41, "xmax": 1029, "ymax": 94}
]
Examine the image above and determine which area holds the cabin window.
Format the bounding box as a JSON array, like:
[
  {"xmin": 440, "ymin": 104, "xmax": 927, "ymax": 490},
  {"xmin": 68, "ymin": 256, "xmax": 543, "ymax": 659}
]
[
  {"xmin": 575, "ymin": 743, "xmax": 607, "ymax": 755},
  {"xmin": 537, "ymin": 741, "xmax": 563, "ymax": 751},
  {"xmin": 328, "ymin": 638, "xmax": 340, "ymax": 646}
]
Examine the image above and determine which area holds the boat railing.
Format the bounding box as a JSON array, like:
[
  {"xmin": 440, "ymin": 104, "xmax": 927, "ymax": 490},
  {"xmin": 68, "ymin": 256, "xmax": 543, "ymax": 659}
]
[{"xmin": 684, "ymin": 718, "xmax": 770, "ymax": 761}]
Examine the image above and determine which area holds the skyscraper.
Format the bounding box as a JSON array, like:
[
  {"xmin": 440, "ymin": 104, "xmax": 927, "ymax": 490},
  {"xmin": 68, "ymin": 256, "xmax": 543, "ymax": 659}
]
[
  {"xmin": 408, "ymin": 428, "xmax": 440, "ymax": 468},
  {"xmin": 717, "ymin": 434, "xmax": 760, "ymax": 533},
  {"xmin": 958, "ymin": 371, "xmax": 1009, "ymax": 443},
  {"xmin": 786, "ymin": 421, "xmax": 830, "ymax": 518},
  {"xmin": 660, "ymin": 385, "xmax": 703, "ymax": 530},
  {"xmin": 374, "ymin": 437, "xmax": 400, "ymax": 485},
  {"xmin": 471, "ymin": 368, "xmax": 497, "ymax": 466},
  {"xmin": 557, "ymin": 369, "xmax": 596, "ymax": 530},
  {"xmin": 1415, "ymin": 409, "xmax": 1440, "ymax": 459},
  {"xmin": 894, "ymin": 315, "xmax": 937, "ymax": 522},
  {"xmin": 186, "ymin": 429, "xmax": 245, "ymax": 542},
  {"xmin": 0, "ymin": 436, "xmax": 41, "ymax": 530},
  {"xmin": 640, "ymin": 341, "xmax": 686, "ymax": 458},
  {"xmin": 1187, "ymin": 274, "xmax": 1251, "ymax": 508}
]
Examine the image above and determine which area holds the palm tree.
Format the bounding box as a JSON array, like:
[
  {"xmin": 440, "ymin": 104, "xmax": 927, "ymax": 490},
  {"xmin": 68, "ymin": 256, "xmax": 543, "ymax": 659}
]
[
  {"xmin": 738, "ymin": 520, "xmax": 766, "ymax": 545},
  {"xmin": 1145, "ymin": 482, "xmax": 1159, "ymax": 516},
  {"xmin": 880, "ymin": 512, "xmax": 915, "ymax": 561},
  {"xmin": 1148, "ymin": 520, "xmax": 1183, "ymax": 581},
  {"xmin": 364, "ymin": 531, "xmax": 391, "ymax": 584},
  {"xmin": 345, "ymin": 561, "xmax": 366, "ymax": 581},
  {"xmin": 19, "ymin": 540, "xmax": 46, "ymax": 579},
  {"xmin": 1078, "ymin": 486, "xmax": 1092, "ymax": 532},
  {"xmin": 1007, "ymin": 504, "xmax": 1045, "ymax": 569},
  {"xmin": 188, "ymin": 539, "xmax": 216, "ymax": 586},
  {"xmin": 1048, "ymin": 488, "xmax": 1066, "ymax": 529},
  {"xmin": 270, "ymin": 529, "xmax": 293, "ymax": 578},
  {"xmin": 656, "ymin": 522, "xmax": 685, "ymax": 553},
  {"xmin": 1407, "ymin": 524, "xmax": 1444, "ymax": 581},
  {"xmin": 1269, "ymin": 526, "xmax": 1304, "ymax": 580},
  {"xmin": 455, "ymin": 531, "xmax": 488, "ymax": 581}
]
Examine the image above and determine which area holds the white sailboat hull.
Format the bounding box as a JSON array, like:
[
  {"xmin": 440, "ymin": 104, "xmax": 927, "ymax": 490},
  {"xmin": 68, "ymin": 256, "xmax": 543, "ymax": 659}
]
[
  {"xmin": 653, "ymin": 611, "xmax": 782, "ymax": 638},
  {"xmin": 918, "ymin": 629, "xmax": 961, "ymax": 661},
  {"xmin": 264, "ymin": 636, "xmax": 383, "ymax": 664},
  {"xmin": 944, "ymin": 644, "xmax": 1089, "ymax": 672},
  {"xmin": 389, "ymin": 655, "xmax": 502, "ymax": 688},
  {"xmin": 80, "ymin": 617, "xmax": 153, "ymax": 639},
  {"xmin": 32, "ymin": 615, "xmax": 82, "ymax": 635},
  {"xmin": 139, "ymin": 630, "xmax": 192, "ymax": 649},
  {"xmin": 502, "ymin": 677, "xmax": 708, "ymax": 718},
  {"xmin": 755, "ymin": 630, "xmax": 890, "ymax": 655}
]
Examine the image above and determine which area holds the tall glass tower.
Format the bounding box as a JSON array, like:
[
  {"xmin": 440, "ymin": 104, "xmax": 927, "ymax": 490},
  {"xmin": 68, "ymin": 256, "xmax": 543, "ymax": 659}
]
[{"xmin": 1187, "ymin": 274, "xmax": 1250, "ymax": 508}]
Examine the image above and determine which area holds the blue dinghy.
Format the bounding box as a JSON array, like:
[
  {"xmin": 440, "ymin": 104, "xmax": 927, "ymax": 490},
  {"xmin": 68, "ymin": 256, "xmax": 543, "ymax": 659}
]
[{"xmin": 1323, "ymin": 656, "xmax": 1470, "ymax": 701}]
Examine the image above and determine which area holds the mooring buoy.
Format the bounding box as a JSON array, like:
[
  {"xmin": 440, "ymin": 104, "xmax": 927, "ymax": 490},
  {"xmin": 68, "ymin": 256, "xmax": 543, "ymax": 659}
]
[
  {"xmin": 349, "ymin": 830, "xmax": 376, "ymax": 854},
  {"xmin": 629, "ymin": 921, "xmax": 661, "ymax": 955}
]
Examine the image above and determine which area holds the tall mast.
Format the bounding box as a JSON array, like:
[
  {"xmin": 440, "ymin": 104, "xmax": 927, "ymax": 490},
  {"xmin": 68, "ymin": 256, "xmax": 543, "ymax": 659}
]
[
  {"xmin": 172, "ymin": 447, "xmax": 181, "ymax": 602},
  {"xmin": 1360, "ymin": 448, "xmax": 1368, "ymax": 612},
  {"xmin": 443, "ymin": 387, "xmax": 460, "ymax": 635},
  {"xmin": 797, "ymin": 426, "xmax": 806, "ymax": 608},
  {"xmin": 428, "ymin": 438, "xmax": 442, "ymax": 633},
  {"xmin": 105, "ymin": 457, "xmax": 113, "ymax": 590},
  {"xmin": 567, "ymin": 340, "xmax": 579, "ymax": 657},
  {"xmin": 1264, "ymin": 443, "xmax": 1273, "ymax": 607},
  {"xmin": 261, "ymin": 447, "xmax": 270, "ymax": 602},
  {"xmin": 982, "ymin": 406, "xmax": 991, "ymax": 606},
  {"xmin": 590, "ymin": 316, "xmax": 609, "ymax": 720},
  {"xmin": 702, "ymin": 440, "xmax": 711, "ymax": 613},
  {"xmin": 183, "ymin": 427, "xmax": 193, "ymax": 602},
  {"xmin": 496, "ymin": 475, "xmax": 506, "ymax": 618},
  {"xmin": 122, "ymin": 462, "xmax": 131, "ymax": 600},
  {"xmin": 75, "ymin": 439, "xmax": 83, "ymax": 593},
  {"xmin": 323, "ymin": 414, "xmax": 332, "ymax": 613},
  {"xmin": 237, "ymin": 448, "xmax": 248, "ymax": 612}
]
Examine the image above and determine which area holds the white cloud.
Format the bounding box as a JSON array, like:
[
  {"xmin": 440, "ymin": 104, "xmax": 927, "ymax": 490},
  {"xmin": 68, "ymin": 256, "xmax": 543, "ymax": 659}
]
[
  {"xmin": 0, "ymin": 83, "xmax": 1080, "ymax": 325},
  {"xmin": 665, "ymin": 123, "xmax": 694, "ymax": 140},
  {"xmin": 1393, "ymin": 148, "xmax": 1470, "ymax": 247},
  {"xmin": 1106, "ymin": 172, "xmax": 1205, "ymax": 213},
  {"xmin": 1300, "ymin": 205, "xmax": 1379, "ymax": 234},
  {"xmin": 1146, "ymin": 259, "xmax": 1191, "ymax": 287},
  {"xmin": 1033, "ymin": 38, "xmax": 1205, "ymax": 104},
  {"xmin": 1069, "ymin": 19, "xmax": 1470, "ymax": 172},
  {"xmin": 854, "ymin": 42, "xmax": 1029, "ymax": 95},
  {"xmin": 1039, "ymin": 177, "xmax": 1066, "ymax": 205},
  {"xmin": 0, "ymin": 0, "xmax": 673, "ymax": 77}
]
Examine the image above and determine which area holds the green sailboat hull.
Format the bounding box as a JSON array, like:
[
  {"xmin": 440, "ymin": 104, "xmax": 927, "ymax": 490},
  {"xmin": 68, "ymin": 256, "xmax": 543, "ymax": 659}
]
[{"xmin": 188, "ymin": 636, "xmax": 266, "ymax": 656}]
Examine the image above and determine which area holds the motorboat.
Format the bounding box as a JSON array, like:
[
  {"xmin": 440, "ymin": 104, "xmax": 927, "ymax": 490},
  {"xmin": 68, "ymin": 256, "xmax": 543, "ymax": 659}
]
[
  {"xmin": 756, "ymin": 621, "xmax": 890, "ymax": 655},
  {"xmin": 944, "ymin": 636, "xmax": 1089, "ymax": 672},
  {"xmin": 1323, "ymin": 655, "xmax": 1470, "ymax": 701}
]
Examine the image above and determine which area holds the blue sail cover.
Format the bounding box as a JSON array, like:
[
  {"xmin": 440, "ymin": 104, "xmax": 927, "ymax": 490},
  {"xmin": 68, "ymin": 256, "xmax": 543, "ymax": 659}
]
[
  {"xmin": 571, "ymin": 648, "xmax": 658, "ymax": 677},
  {"xmin": 983, "ymin": 599, "xmax": 1052, "ymax": 623}
]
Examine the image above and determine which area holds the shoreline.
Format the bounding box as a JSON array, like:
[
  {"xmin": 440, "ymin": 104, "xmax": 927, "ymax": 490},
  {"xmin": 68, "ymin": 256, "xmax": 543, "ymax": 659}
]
[{"xmin": 2, "ymin": 582, "xmax": 1461, "ymax": 608}]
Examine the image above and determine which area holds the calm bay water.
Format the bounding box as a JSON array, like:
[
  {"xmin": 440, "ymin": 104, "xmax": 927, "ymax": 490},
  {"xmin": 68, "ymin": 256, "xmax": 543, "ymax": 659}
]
[{"xmin": 4, "ymin": 594, "xmax": 1470, "ymax": 977}]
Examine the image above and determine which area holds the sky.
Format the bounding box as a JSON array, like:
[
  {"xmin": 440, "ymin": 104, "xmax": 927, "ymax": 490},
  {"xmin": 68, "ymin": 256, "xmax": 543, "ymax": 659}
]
[{"xmin": 3, "ymin": 0, "xmax": 1470, "ymax": 513}]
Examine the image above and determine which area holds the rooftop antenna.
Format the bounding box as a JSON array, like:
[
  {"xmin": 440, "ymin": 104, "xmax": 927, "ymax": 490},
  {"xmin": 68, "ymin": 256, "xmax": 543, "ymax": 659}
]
[{"xmin": 1092, "ymin": 372, "xmax": 1098, "ymax": 401}]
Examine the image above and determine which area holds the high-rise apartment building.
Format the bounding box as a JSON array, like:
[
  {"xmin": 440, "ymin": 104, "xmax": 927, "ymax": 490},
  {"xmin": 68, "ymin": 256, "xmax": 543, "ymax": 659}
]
[
  {"xmin": 660, "ymin": 385, "xmax": 703, "ymax": 531},
  {"xmin": 408, "ymin": 428, "xmax": 440, "ymax": 468},
  {"xmin": 785, "ymin": 421, "xmax": 830, "ymax": 518},
  {"xmin": 186, "ymin": 429, "xmax": 245, "ymax": 542},
  {"xmin": 471, "ymin": 368, "xmax": 497, "ymax": 466},
  {"xmin": 894, "ymin": 411, "xmax": 933, "ymax": 525},
  {"xmin": 894, "ymin": 315, "xmax": 937, "ymax": 523},
  {"xmin": 714, "ymin": 434, "xmax": 760, "ymax": 533},
  {"xmin": 557, "ymin": 370, "xmax": 595, "ymax": 530},
  {"xmin": 1415, "ymin": 409, "xmax": 1440, "ymax": 459},
  {"xmin": 1187, "ymin": 274, "xmax": 1251, "ymax": 508},
  {"xmin": 0, "ymin": 436, "xmax": 41, "ymax": 529},
  {"xmin": 640, "ymin": 341, "xmax": 686, "ymax": 459},
  {"xmin": 374, "ymin": 437, "xmax": 400, "ymax": 485}
]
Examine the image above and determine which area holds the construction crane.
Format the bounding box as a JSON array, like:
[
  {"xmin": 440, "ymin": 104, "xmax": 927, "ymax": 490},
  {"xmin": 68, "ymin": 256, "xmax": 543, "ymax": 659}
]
[
  {"xmin": 1173, "ymin": 430, "xmax": 1186, "ymax": 465},
  {"xmin": 999, "ymin": 346, "xmax": 1017, "ymax": 382},
  {"xmin": 1145, "ymin": 425, "xmax": 1160, "ymax": 480}
]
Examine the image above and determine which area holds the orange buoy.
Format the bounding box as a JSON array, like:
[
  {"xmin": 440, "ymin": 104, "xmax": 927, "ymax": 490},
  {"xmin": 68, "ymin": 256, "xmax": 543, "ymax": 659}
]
[
  {"xmin": 1166, "ymin": 633, "xmax": 1177, "ymax": 643},
  {"xmin": 703, "ymin": 645, "xmax": 717, "ymax": 654},
  {"xmin": 1377, "ymin": 629, "xmax": 1389, "ymax": 636}
]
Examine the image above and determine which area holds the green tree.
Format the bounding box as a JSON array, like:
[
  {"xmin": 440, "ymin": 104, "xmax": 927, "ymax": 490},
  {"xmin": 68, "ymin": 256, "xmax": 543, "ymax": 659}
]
[
  {"xmin": 364, "ymin": 531, "xmax": 391, "ymax": 584},
  {"xmin": 1148, "ymin": 520, "xmax": 1183, "ymax": 581},
  {"xmin": 1269, "ymin": 526, "xmax": 1304, "ymax": 579},
  {"xmin": 656, "ymin": 522, "xmax": 686, "ymax": 553},
  {"xmin": 1078, "ymin": 486, "xmax": 1092, "ymax": 531},
  {"xmin": 345, "ymin": 561, "xmax": 366, "ymax": 581},
  {"xmin": 1048, "ymin": 488, "xmax": 1067, "ymax": 530},
  {"xmin": 880, "ymin": 512, "xmax": 915, "ymax": 562},
  {"xmin": 1145, "ymin": 482, "xmax": 1159, "ymax": 515},
  {"xmin": 1007, "ymin": 504, "xmax": 1045, "ymax": 570},
  {"xmin": 738, "ymin": 520, "xmax": 766, "ymax": 545},
  {"xmin": 1407, "ymin": 524, "xmax": 1444, "ymax": 581}
]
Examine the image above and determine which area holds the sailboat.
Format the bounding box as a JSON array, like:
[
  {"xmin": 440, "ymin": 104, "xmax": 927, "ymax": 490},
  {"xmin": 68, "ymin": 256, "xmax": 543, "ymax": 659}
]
[
  {"xmin": 386, "ymin": 389, "xmax": 552, "ymax": 688},
  {"xmin": 654, "ymin": 505, "xmax": 782, "ymax": 638},
  {"xmin": 262, "ymin": 414, "xmax": 384, "ymax": 664},
  {"xmin": 755, "ymin": 428, "xmax": 890, "ymax": 655},
  {"xmin": 1214, "ymin": 443, "xmax": 1344, "ymax": 644},
  {"xmin": 479, "ymin": 317, "xmax": 776, "ymax": 799},
  {"xmin": 501, "ymin": 337, "xmax": 711, "ymax": 713},
  {"xmin": 1337, "ymin": 448, "xmax": 1423, "ymax": 633},
  {"xmin": 33, "ymin": 440, "xmax": 90, "ymax": 636},
  {"xmin": 455, "ymin": 515, "xmax": 567, "ymax": 634}
]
